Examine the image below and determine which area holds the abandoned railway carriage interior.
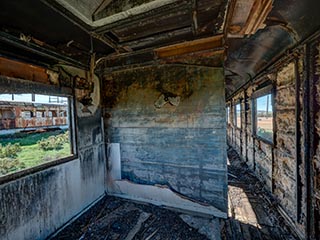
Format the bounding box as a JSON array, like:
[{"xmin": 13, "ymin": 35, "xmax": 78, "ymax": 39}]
[{"xmin": 0, "ymin": 0, "xmax": 319, "ymax": 239}]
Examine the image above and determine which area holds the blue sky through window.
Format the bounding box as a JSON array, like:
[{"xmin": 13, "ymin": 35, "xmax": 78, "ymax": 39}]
[{"xmin": 256, "ymin": 94, "xmax": 272, "ymax": 111}]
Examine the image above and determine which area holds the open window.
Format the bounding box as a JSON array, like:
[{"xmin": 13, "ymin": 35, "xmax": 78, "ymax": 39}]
[
  {"xmin": 0, "ymin": 90, "xmax": 76, "ymax": 178},
  {"xmin": 254, "ymin": 92, "xmax": 273, "ymax": 143},
  {"xmin": 234, "ymin": 103, "xmax": 241, "ymax": 128}
]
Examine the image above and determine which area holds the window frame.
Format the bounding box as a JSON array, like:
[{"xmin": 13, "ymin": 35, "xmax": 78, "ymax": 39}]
[
  {"xmin": 0, "ymin": 76, "xmax": 78, "ymax": 184},
  {"xmin": 252, "ymin": 85, "xmax": 274, "ymax": 145},
  {"xmin": 234, "ymin": 102, "xmax": 241, "ymax": 129}
]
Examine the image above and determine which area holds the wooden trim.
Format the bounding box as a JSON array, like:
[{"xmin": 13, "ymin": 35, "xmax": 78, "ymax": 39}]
[
  {"xmin": 0, "ymin": 57, "xmax": 49, "ymax": 84},
  {"xmin": 154, "ymin": 35, "xmax": 224, "ymax": 58}
]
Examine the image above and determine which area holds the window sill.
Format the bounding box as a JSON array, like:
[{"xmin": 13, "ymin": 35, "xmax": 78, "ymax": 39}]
[
  {"xmin": 0, "ymin": 154, "xmax": 78, "ymax": 185},
  {"xmin": 253, "ymin": 135, "xmax": 274, "ymax": 147}
]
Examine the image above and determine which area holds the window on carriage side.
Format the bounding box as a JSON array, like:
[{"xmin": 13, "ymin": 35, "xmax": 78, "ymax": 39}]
[
  {"xmin": 254, "ymin": 93, "xmax": 273, "ymax": 143},
  {"xmin": 0, "ymin": 93, "xmax": 75, "ymax": 177},
  {"xmin": 234, "ymin": 103, "xmax": 241, "ymax": 128}
]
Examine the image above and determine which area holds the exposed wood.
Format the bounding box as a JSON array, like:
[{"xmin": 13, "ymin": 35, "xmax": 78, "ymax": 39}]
[
  {"xmin": 51, "ymin": 196, "xmax": 212, "ymax": 239},
  {"xmin": 0, "ymin": 57, "xmax": 49, "ymax": 84},
  {"xmin": 160, "ymin": 48, "xmax": 224, "ymax": 67},
  {"xmin": 241, "ymin": 0, "xmax": 273, "ymax": 36},
  {"xmin": 227, "ymin": 0, "xmax": 273, "ymax": 37},
  {"xmin": 99, "ymin": 38, "xmax": 224, "ymax": 70},
  {"xmin": 94, "ymin": 0, "xmax": 182, "ymax": 27},
  {"xmin": 124, "ymin": 212, "xmax": 151, "ymax": 240},
  {"xmin": 99, "ymin": 48, "xmax": 156, "ymax": 69},
  {"xmin": 191, "ymin": 0, "xmax": 198, "ymax": 35},
  {"xmin": 154, "ymin": 35, "xmax": 224, "ymax": 58},
  {"xmin": 192, "ymin": 11, "xmax": 198, "ymax": 34},
  {"xmin": 49, "ymin": 148, "xmax": 298, "ymax": 239},
  {"xmin": 92, "ymin": 0, "xmax": 113, "ymax": 20},
  {"xmin": 90, "ymin": 32, "xmax": 120, "ymax": 52},
  {"xmin": 223, "ymin": 0, "xmax": 237, "ymax": 37},
  {"xmin": 112, "ymin": 8, "xmax": 191, "ymax": 42},
  {"xmin": 118, "ymin": 27, "xmax": 192, "ymax": 50},
  {"xmin": 94, "ymin": 0, "xmax": 189, "ymax": 34},
  {"xmin": 224, "ymin": 147, "xmax": 298, "ymax": 240},
  {"xmin": 0, "ymin": 31, "xmax": 88, "ymax": 69}
]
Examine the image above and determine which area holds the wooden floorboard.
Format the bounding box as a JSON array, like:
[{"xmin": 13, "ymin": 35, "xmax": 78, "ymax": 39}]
[
  {"xmin": 223, "ymin": 147, "xmax": 298, "ymax": 240},
  {"xmin": 49, "ymin": 146, "xmax": 298, "ymax": 240}
]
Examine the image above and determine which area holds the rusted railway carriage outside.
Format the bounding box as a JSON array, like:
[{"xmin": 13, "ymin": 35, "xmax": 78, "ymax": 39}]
[{"xmin": 0, "ymin": 101, "xmax": 68, "ymax": 131}]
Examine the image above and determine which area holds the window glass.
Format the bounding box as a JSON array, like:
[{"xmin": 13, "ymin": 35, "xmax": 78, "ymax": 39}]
[
  {"xmin": 226, "ymin": 106, "xmax": 230, "ymax": 124},
  {"xmin": 256, "ymin": 94, "xmax": 273, "ymax": 142},
  {"xmin": 235, "ymin": 104, "xmax": 241, "ymax": 128},
  {"xmin": 13, "ymin": 94, "xmax": 32, "ymax": 102},
  {"xmin": 0, "ymin": 94, "xmax": 73, "ymax": 177},
  {"xmin": 21, "ymin": 111, "xmax": 32, "ymax": 118}
]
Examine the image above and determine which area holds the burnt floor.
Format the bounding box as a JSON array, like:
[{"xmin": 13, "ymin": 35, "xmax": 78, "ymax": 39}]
[
  {"xmin": 223, "ymin": 147, "xmax": 297, "ymax": 240},
  {"xmin": 48, "ymin": 147, "xmax": 297, "ymax": 240}
]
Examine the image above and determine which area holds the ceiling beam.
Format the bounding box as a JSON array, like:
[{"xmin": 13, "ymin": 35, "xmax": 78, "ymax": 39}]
[
  {"xmin": 227, "ymin": 0, "xmax": 274, "ymax": 37},
  {"xmin": 40, "ymin": 0, "xmax": 119, "ymax": 51},
  {"xmin": 154, "ymin": 34, "xmax": 224, "ymax": 58},
  {"xmin": 241, "ymin": 0, "xmax": 273, "ymax": 35},
  {"xmin": 0, "ymin": 57, "xmax": 49, "ymax": 84},
  {"xmin": 94, "ymin": 0, "xmax": 189, "ymax": 34},
  {"xmin": 92, "ymin": 0, "xmax": 113, "ymax": 20},
  {"xmin": 118, "ymin": 27, "xmax": 192, "ymax": 50},
  {"xmin": 97, "ymin": 34, "xmax": 225, "ymax": 70},
  {"xmin": 0, "ymin": 31, "xmax": 88, "ymax": 70},
  {"xmin": 162, "ymin": 48, "xmax": 225, "ymax": 61}
]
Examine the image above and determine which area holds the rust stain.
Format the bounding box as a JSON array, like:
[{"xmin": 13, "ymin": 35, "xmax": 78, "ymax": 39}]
[{"xmin": 0, "ymin": 57, "xmax": 50, "ymax": 84}]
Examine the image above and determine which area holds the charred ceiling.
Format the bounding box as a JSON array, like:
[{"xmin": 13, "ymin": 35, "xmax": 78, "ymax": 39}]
[
  {"xmin": 0, "ymin": 0, "xmax": 319, "ymax": 97},
  {"xmin": 224, "ymin": 0, "xmax": 320, "ymax": 98}
]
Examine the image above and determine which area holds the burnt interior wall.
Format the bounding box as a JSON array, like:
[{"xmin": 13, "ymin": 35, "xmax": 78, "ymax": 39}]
[
  {"xmin": 102, "ymin": 65, "xmax": 227, "ymax": 212},
  {"xmin": 227, "ymin": 33, "xmax": 320, "ymax": 239},
  {"xmin": 310, "ymin": 37, "xmax": 320, "ymax": 239},
  {"xmin": 0, "ymin": 71, "xmax": 106, "ymax": 240}
]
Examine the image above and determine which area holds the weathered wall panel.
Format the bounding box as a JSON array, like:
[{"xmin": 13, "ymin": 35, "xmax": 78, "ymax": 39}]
[
  {"xmin": 0, "ymin": 72, "xmax": 106, "ymax": 240},
  {"xmin": 274, "ymin": 62, "xmax": 297, "ymax": 219},
  {"xmin": 246, "ymin": 86, "xmax": 255, "ymax": 170},
  {"xmin": 103, "ymin": 65, "xmax": 227, "ymax": 212},
  {"xmin": 311, "ymin": 38, "xmax": 320, "ymax": 238},
  {"xmin": 226, "ymin": 51, "xmax": 316, "ymax": 238}
]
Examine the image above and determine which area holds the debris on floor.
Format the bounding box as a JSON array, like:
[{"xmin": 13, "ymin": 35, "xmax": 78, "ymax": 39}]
[
  {"xmin": 49, "ymin": 146, "xmax": 298, "ymax": 240},
  {"xmin": 222, "ymin": 146, "xmax": 298, "ymax": 240},
  {"xmin": 49, "ymin": 196, "xmax": 213, "ymax": 240}
]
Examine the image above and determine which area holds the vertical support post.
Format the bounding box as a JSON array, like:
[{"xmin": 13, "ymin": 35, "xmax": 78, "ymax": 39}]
[
  {"xmin": 303, "ymin": 43, "xmax": 313, "ymax": 239},
  {"xmin": 252, "ymin": 97, "xmax": 256, "ymax": 171},
  {"xmin": 244, "ymin": 91, "xmax": 248, "ymax": 162},
  {"xmin": 295, "ymin": 57, "xmax": 303, "ymax": 222},
  {"xmin": 271, "ymin": 80, "xmax": 276, "ymax": 193},
  {"xmin": 240, "ymin": 98, "xmax": 243, "ymax": 157}
]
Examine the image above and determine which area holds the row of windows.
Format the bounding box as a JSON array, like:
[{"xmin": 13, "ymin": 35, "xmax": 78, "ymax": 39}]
[
  {"xmin": 1, "ymin": 110, "xmax": 68, "ymax": 119},
  {"xmin": 21, "ymin": 110, "xmax": 67, "ymax": 118},
  {"xmin": 227, "ymin": 93, "xmax": 273, "ymax": 144}
]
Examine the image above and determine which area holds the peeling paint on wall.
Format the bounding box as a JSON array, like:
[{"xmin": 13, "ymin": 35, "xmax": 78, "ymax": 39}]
[
  {"xmin": 227, "ymin": 56, "xmax": 303, "ymax": 237},
  {"xmin": 103, "ymin": 65, "xmax": 227, "ymax": 213},
  {"xmin": 0, "ymin": 64, "xmax": 106, "ymax": 240}
]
